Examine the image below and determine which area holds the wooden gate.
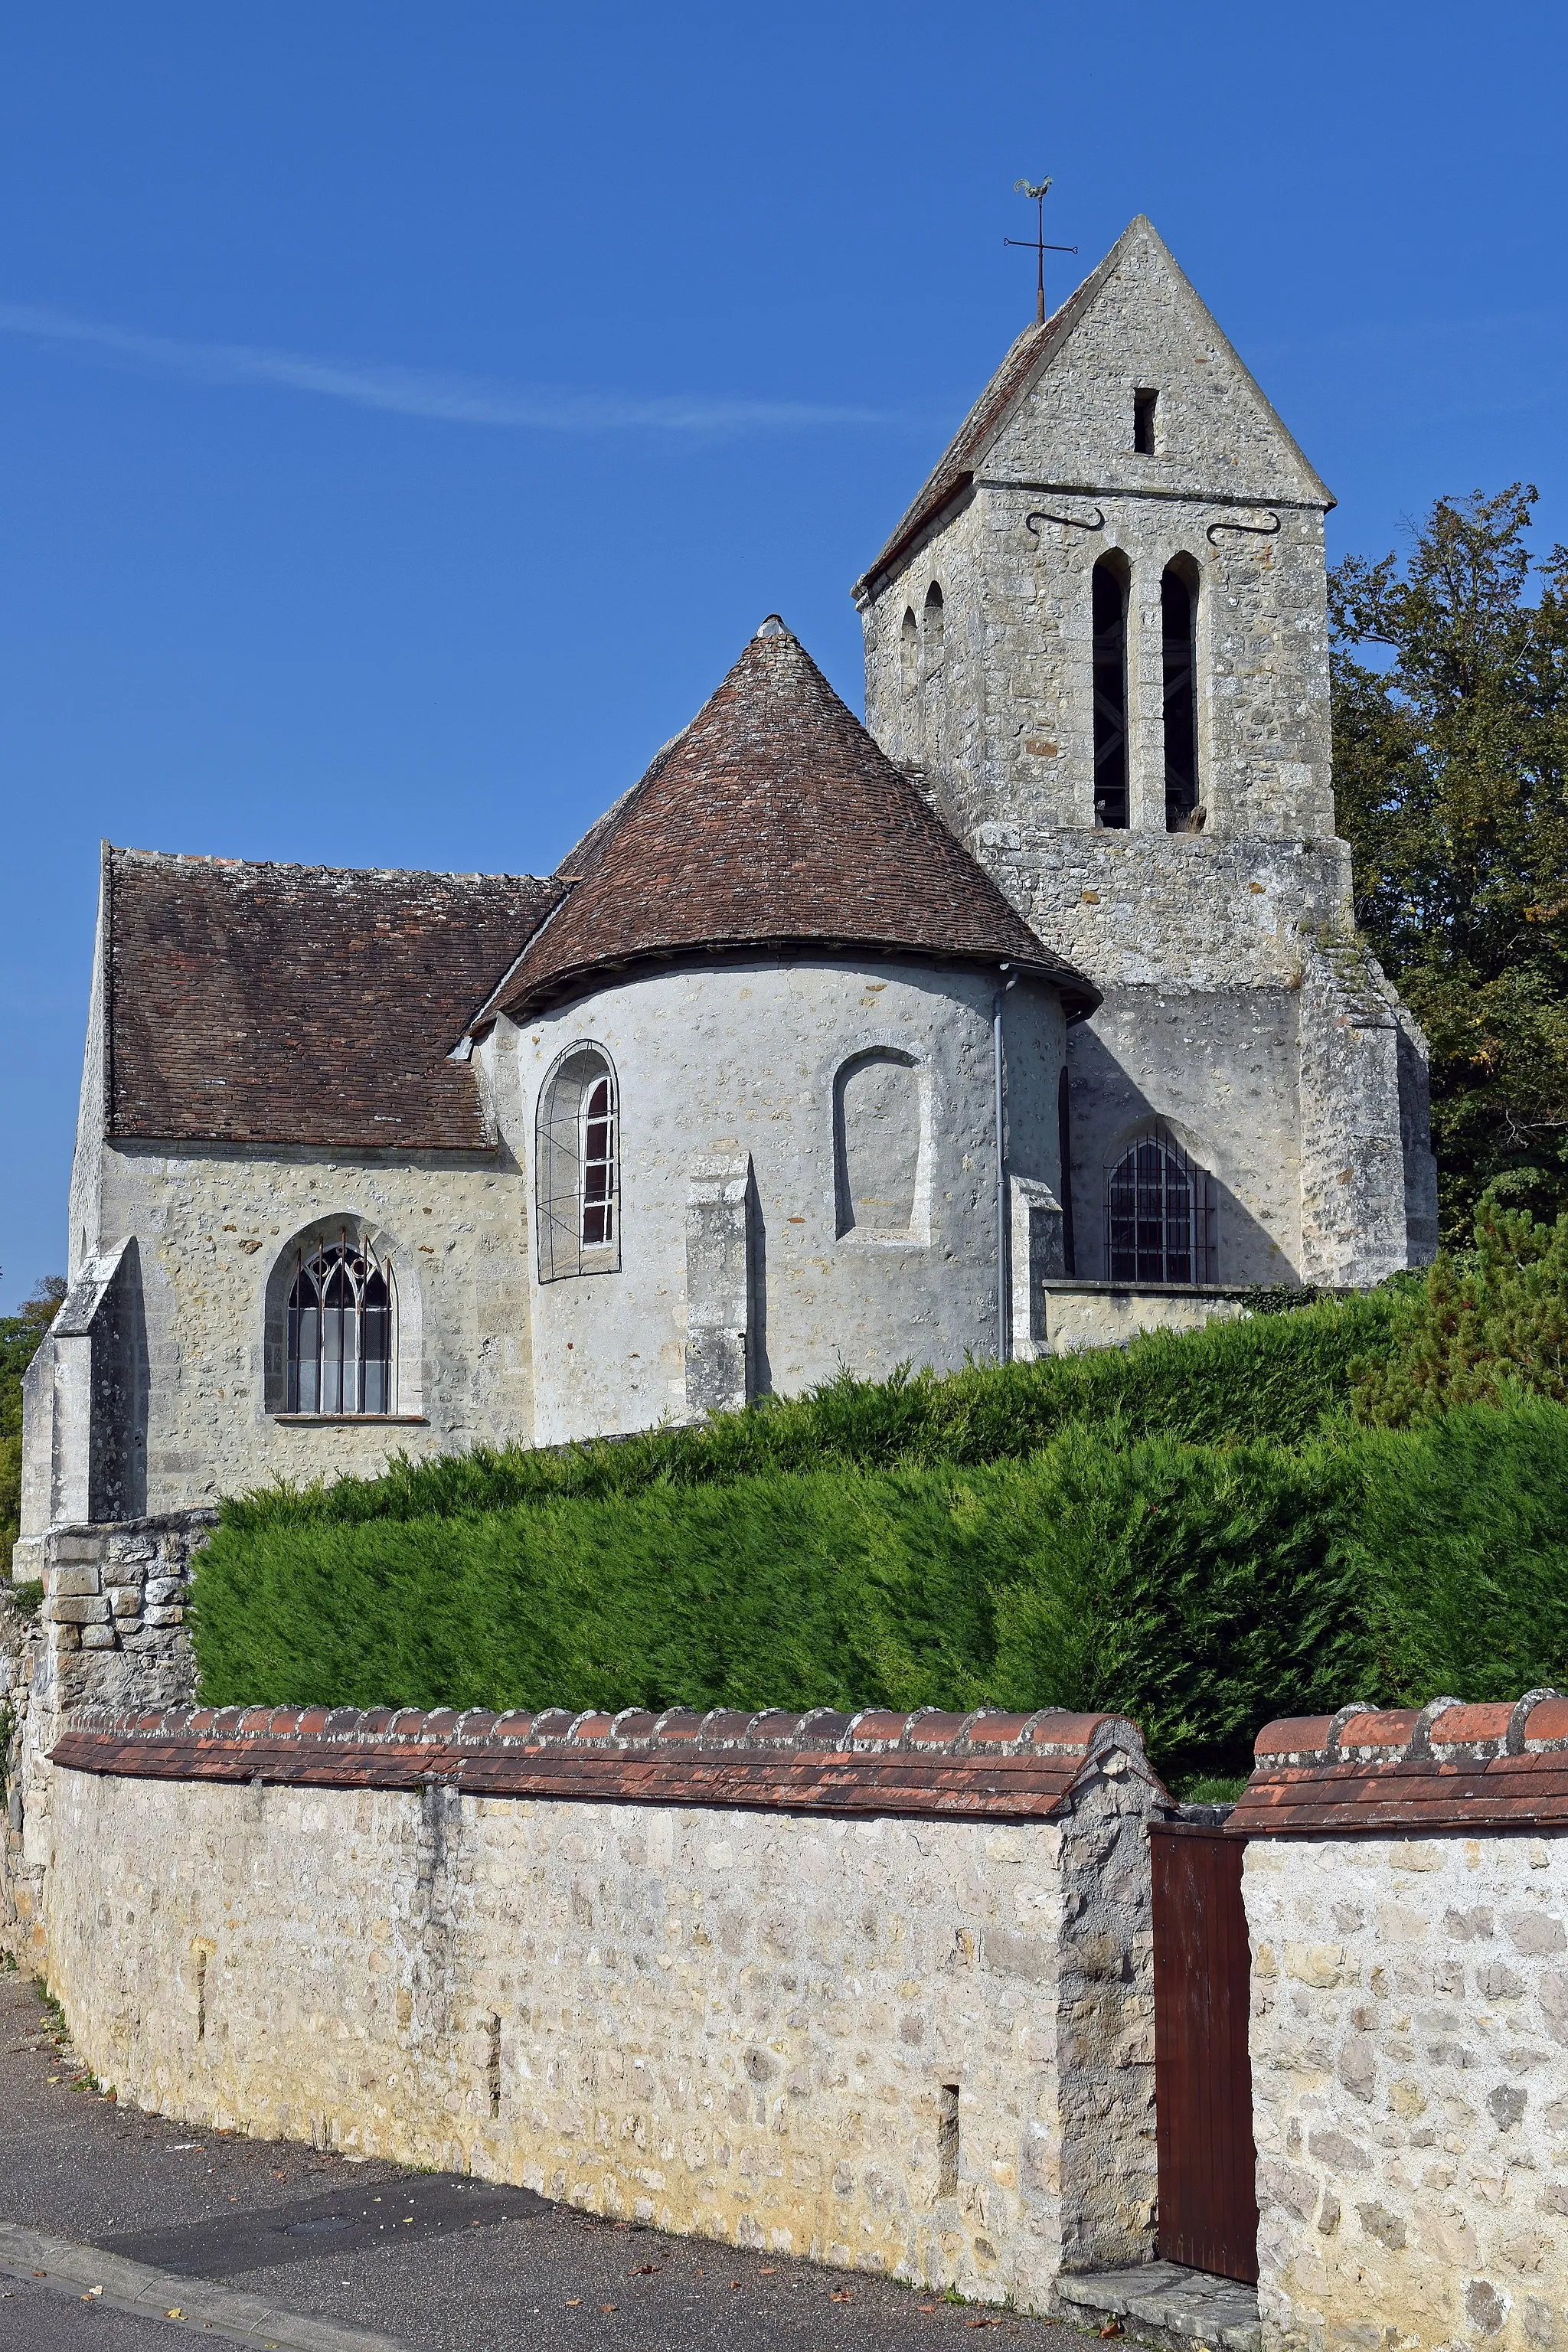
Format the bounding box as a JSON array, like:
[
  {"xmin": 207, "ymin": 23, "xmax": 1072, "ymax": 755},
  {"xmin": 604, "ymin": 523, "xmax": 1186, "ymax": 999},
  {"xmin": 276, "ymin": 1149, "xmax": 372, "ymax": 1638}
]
[{"xmin": 1151, "ymin": 1826, "xmax": 1259, "ymax": 2284}]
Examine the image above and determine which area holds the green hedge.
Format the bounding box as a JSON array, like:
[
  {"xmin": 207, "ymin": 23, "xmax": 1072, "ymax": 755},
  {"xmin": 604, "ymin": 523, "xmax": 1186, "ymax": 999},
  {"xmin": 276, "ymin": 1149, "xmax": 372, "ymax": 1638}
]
[
  {"xmin": 191, "ymin": 1399, "xmax": 1568, "ymax": 1784},
  {"xmin": 222, "ymin": 1291, "xmax": 1393, "ymax": 1534}
]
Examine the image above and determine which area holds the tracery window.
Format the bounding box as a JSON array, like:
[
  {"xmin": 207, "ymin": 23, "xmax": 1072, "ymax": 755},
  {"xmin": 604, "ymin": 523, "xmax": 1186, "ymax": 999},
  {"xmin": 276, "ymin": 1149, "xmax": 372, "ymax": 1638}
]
[
  {"xmin": 286, "ymin": 1233, "xmax": 395, "ymax": 1414},
  {"xmin": 537, "ymin": 1044, "xmax": 621, "ymax": 1281},
  {"xmin": 1091, "ymin": 555, "xmax": 1129, "ymax": 828},
  {"xmin": 1105, "ymin": 1128, "xmax": 1216, "ymax": 1285}
]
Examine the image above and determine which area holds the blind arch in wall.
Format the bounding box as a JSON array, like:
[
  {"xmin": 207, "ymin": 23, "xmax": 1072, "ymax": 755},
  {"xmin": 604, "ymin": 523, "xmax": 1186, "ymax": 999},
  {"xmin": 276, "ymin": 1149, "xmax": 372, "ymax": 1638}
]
[{"xmin": 536, "ymin": 1044, "xmax": 621, "ymax": 1281}]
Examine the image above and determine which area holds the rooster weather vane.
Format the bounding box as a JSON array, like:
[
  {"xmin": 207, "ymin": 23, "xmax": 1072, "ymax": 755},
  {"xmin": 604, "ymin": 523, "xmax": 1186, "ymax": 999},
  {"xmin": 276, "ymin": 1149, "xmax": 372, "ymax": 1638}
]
[{"xmin": 1005, "ymin": 177, "xmax": 1077, "ymax": 325}]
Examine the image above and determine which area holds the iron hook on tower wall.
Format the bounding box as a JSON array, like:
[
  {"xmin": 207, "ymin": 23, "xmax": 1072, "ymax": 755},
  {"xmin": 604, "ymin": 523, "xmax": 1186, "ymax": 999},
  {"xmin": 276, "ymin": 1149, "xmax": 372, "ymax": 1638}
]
[
  {"xmin": 1206, "ymin": 511, "xmax": 1281, "ymax": 544},
  {"xmin": 1025, "ymin": 505, "xmax": 1105, "ymax": 537}
]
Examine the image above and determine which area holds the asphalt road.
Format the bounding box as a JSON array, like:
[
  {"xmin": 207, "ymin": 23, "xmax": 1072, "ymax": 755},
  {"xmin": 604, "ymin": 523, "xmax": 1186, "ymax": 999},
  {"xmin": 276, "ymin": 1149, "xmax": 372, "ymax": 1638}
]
[{"xmin": 0, "ymin": 1965, "xmax": 1088, "ymax": 2352}]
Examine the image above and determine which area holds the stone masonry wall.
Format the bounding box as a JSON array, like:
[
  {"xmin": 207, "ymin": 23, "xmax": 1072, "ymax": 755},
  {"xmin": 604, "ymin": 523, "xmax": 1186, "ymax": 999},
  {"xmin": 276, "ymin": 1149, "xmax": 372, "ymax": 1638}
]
[
  {"xmin": 2, "ymin": 1515, "xmax": 206, "ymax": 1965},
  {"xmin": 40, "ymin": 1710, "xmax": 1164, "ymax": 2314},
  {"xmin": 1245, "ymin": 1831, "xmax": 1568, "ymax": 2352}
]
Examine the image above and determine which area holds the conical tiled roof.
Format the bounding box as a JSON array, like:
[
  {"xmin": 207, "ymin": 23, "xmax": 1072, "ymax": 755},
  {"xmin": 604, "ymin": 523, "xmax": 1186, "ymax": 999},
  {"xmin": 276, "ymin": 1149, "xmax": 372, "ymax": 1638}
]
[{"xmin": 482, "ymin": 620, "xmax": 1096, "ymax": 1024}]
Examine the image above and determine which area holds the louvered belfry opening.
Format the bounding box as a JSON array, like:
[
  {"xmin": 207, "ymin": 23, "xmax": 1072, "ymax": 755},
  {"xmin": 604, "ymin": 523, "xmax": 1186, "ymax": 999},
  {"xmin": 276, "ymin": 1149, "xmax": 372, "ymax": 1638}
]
[
  {"xmin": 536, "ymin": 1044, "xmax": 621, "ymax": 1281},
  {"xmin": 1091, "ymin": 555, "xmax": 1129, "ymax": 828},
  {"xmin": 1106, "ymin": 1127, "xmax": 1217, "ymax": 1284},
  {"xmin": 286, "ymin": 1232, "xmax": 394, "ymax": 1415}
]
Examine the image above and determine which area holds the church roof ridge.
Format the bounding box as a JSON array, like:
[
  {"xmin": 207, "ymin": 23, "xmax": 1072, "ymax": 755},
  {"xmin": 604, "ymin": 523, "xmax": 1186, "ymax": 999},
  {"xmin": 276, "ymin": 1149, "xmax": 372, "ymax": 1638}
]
[
  {"xmin": 107, "ymin": 841, "xmax": 557, "ymax": 887},
  {"xmin": 482, "ymin": 619, "xmax": 1096, "ymax": 1027}
]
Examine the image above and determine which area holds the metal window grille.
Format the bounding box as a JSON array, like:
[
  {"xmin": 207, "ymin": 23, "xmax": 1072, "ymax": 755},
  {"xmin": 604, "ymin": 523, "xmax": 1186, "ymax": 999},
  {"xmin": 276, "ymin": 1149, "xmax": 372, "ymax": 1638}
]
[
  {"xmin": 536, "ymin": 1046, "xmax": 621, "ymax": 1281},
  {"xmin": 1105, "ymin": 1130, "xmax": 1217, "ymax": 1285},
  {"xmin": 286, "ymin": 1231, "xmax": 395, "ymax": 1415}
]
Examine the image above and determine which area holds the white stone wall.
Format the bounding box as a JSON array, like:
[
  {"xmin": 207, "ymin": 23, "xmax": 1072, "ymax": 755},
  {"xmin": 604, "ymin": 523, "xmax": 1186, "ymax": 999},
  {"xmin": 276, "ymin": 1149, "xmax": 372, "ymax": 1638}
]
[
  {"xmin": 499, "ymin": 957, "xmax": 1067, "ymax": 1446},
  {"xmin": 1245, "ymin": 1833, "xmax": 1568, "ymax": 2352},
  {"xmin": 42, "ymin": 1756, "xmax": 1159, "ymax": 2312}
]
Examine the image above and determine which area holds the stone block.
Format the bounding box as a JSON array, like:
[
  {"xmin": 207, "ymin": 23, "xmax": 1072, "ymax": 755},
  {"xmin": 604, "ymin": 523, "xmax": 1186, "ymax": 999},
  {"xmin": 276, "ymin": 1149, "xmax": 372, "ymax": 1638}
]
[
  {"xmin": 46, "ymin": 1596, "xmax": 110, "ymax": 1625},
  {"xmin": 142, "ymin": 1605, "xmax": 185, "ymax": 1628},
  {"xmin": 79, "ymin": 1626, "xmax": 118, "ymax": 1651},
  {"xmin": 108, "ymin": 1589, "xmax": 142, "ymax": 1621},
  {"xmin": 47, "ymin": 1567, "xmax": 102, "ymax": 1599},
  {"xmin": 101, "ymin": 1563, "xmax": 146, "ymax": 1590},
  {"xmin": 144, "ymin": 1576, "xmax": 185, "ymax": 1606}
]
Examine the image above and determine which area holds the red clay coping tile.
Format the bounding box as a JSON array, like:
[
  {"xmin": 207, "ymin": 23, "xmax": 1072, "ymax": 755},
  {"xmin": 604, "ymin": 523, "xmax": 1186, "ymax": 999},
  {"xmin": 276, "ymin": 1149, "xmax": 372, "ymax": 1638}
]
[
  {"xmin": 51, "ymin": 1704, "xmax": 1163, "ymax": 1824},
  {"xmin": 1237, "ymin": 1692, "xmax": 1568, "ymax": 1837}
]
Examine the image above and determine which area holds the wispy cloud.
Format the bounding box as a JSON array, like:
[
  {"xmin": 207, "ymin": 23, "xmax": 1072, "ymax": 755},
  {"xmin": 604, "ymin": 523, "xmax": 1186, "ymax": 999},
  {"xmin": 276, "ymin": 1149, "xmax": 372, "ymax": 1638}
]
[{"xmin": 0, "ymin": 299, "xmax": 891, "ymax": 433}]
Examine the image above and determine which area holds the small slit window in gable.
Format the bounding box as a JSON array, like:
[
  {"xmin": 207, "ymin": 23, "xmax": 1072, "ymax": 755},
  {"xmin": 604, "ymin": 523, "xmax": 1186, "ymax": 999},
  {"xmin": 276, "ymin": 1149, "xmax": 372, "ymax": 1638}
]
[
  {"xmin": 923, "ymin": 581, "xmax": 945, "ymax": 672},
  {"xmin": 900, "ymin": 606, "xmax": 918, "ymax": 693},
  {"xmin": 1133, "ymin": 389, "xmax": 1158, "ymax": 455}
]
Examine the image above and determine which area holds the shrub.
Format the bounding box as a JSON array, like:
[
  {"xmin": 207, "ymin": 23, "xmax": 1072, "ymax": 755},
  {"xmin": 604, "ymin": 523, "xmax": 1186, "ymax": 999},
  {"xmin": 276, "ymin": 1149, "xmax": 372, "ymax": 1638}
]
[
  {"xmin": 221, "ymin": 1291, "xmax": 1393, "ymax": 1535},
  {"xmin": 193, "ymin": 1400, "xmax": 1568, "ymax": 1785}
]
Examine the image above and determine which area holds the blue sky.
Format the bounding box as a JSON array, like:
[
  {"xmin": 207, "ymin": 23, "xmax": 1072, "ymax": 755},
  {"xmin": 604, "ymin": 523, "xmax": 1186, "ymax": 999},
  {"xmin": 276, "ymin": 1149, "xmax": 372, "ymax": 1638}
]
[{"xmin": 2, "ymin": 1, "xmax": 1566, "ymax": 1306}]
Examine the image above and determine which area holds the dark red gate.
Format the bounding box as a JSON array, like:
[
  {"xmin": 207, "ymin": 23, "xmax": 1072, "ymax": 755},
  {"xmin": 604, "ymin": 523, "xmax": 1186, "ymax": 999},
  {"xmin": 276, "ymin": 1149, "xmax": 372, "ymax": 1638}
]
[{"xmin": 1151, "ymin": 1826, "xmax": 1259, "ymax": 2284}]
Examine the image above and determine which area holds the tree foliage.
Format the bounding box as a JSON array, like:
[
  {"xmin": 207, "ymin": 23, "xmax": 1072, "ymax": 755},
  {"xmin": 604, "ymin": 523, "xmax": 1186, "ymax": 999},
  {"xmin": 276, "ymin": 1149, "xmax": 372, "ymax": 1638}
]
[
  {"xmin": 1329, "ymin": 485, "xmax": 1568, "ymax": 1238},
  {"xmin": 1352, "ymin": 1191, "xmax": 1568, "ymax": 1426}
]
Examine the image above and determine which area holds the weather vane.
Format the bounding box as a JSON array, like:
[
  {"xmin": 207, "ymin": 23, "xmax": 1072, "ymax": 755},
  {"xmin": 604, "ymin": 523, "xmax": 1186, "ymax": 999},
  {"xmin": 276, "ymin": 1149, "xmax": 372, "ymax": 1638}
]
[{"xmin": 1005, "ymin": 178, "xmax": 1077, "ymax": 326}]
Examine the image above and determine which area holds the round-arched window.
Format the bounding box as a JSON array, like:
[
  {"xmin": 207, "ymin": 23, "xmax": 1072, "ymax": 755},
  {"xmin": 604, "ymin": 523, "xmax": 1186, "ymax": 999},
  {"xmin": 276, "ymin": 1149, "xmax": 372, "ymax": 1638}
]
[
  {"xmin": 286, "ymin": 1233, "xmax": 395, "ymax": 1414},
  {"xmin": 536, "ymin": 1044, "xmax": 621, "ymax": 1281}
]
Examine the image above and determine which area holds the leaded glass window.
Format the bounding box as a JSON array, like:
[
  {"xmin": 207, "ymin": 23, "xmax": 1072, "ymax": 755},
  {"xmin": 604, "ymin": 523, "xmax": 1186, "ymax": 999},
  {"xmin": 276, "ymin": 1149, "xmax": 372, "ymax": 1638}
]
[
  {"xmin": 1105, "ymin": 1130, "xmax": 1216, "ymax": 1285},
  {"xmin": 286, "ymin": 1233, "xmax": 395, "ymax": 1414},
  {"xmin": 536, "ymin": 1046, "xmax": 621, "ymax": 1280}
]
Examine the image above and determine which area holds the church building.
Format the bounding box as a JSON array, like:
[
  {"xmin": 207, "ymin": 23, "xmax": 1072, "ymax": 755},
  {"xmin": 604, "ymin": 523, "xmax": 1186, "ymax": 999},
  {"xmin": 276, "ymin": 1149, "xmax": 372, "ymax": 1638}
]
[{"xmin": 18, "ymin": 217, "xmax": 1436, "ymax": 1543}]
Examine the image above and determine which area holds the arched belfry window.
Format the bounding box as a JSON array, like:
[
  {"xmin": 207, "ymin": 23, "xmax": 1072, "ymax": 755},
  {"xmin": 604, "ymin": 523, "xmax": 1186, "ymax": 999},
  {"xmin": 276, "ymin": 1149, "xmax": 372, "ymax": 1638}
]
[
  {"xmin": 1162, "ymin": 559, "xmax": 1200, "ymax": 831},
  {"xmin": 1091, "ymin": 556, "xmax": 1129, "ymax": 828},
  {"xmin": 923, "ymin": 580, "xmax": 945, "ymax": 671},
  {"xmin": 537, "ymin": 1044, "xmax": 621, "ymax": 1281},
  {"xmin": 900, "ymin": 606, "xmax": 918, "ymax": 692},
  {"xmin": 1106, "ymin": 1127, "xmax": 1216, "ymax": 1285},
  {"xmin": 286, "ymin": 1232, "xmax": 395, "ymax": 1415}
]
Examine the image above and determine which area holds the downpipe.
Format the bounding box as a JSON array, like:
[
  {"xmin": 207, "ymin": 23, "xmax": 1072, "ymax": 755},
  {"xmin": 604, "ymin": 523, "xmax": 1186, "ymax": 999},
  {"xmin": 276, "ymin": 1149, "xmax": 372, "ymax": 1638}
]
[{"xmin": 994, "ymin": 966, "xmax": 1018, "ymax": 1363}]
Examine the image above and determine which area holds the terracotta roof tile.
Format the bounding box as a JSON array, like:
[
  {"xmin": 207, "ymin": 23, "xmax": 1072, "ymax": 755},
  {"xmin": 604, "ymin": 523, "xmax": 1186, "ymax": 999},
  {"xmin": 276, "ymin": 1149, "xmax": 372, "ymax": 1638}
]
[
  {"xmin": 52, "ymin": 1701, "xmax": 1162, "ymax": 1824},
  {"xmin": 487, "ymin": 622, "xmax": 1095, "ymax": 1024},
  {"xmin": 105, "ymin": 848, "xmax": 564, "ymax": 1151},
  {"xmin": 1235, "ymin": 1692, "xmax": 1568, "ymax": 1837}
]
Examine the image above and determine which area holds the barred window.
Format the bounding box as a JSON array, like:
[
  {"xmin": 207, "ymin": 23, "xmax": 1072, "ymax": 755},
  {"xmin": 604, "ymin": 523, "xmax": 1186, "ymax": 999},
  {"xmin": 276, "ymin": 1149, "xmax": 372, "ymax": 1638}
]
[
  {"xmin": 286, "ymin": 1233, "xmax": 394, "ymax": 1414},
  {"xmin": 1106, "ymin": 1129, "xmax": 1216, "ymax": 1285},
  {"xmin": 537, "ymin": 1044, "xmax": 621, "ymax": 1281}
]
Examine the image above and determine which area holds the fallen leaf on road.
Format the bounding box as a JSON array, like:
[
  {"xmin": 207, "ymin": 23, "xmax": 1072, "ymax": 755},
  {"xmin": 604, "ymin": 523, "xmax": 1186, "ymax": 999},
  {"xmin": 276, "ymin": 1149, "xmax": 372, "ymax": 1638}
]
[
  {"xmin": 567, "ymin": 2298, "xmax": 581, "ymax": 2307},
  {"xmin": 600, "ymin": 2305, "xmax": 617, "ymax": 2314},
  {"xmin": 634, "ymin": 2264, "xmax": 660, "ymax": 2275},
  {"xmin": 1099, "ymin": 2328, "xmax": 1123, "ymax": 2341},
  {"xmin": 761, "ymin": 2265, "xmax": 778, "ymax": 2275},
  {"xmin": 831, "ymin": 2290, "xmax": 855, "ymax": 2302},
  {"xmin": 919, "ymin": 2305, "xmax": 939, "ymax": 2314},
  {"xmin": 165, "ymin": 2309, "xmax": 185, "ymax": 2321}
]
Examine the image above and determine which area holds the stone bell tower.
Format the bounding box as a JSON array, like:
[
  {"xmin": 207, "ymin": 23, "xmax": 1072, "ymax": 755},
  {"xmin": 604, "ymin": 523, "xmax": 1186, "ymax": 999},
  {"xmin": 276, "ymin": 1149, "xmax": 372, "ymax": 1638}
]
[{"xmin": 854, "ymin": 216, "xmax": 1436, "ymax": 1290}]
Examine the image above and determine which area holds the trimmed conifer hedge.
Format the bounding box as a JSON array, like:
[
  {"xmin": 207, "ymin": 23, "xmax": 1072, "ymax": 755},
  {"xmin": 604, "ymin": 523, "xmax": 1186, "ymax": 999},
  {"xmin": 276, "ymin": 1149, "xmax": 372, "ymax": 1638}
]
[{"xmin": 191, "ymin": 1399, "xmax": 1568, "ymax": 1785}]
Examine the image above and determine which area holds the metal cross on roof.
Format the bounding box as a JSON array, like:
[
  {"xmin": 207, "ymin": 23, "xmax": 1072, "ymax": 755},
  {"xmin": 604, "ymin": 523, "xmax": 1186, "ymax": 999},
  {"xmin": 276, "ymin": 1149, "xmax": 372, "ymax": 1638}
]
[{"xmin": 1004, "ymin": 177, "xmax": 1078, "ymax": 327}]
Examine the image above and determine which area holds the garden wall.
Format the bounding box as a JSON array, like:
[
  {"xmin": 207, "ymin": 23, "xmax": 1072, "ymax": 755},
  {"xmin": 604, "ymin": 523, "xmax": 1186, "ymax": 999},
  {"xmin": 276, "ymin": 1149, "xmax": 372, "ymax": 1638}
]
[
  {"xmin": 41, "ymin": 1702, "xmax": 1167, "ymax": 2313},
  {"xmin": 1238, "ymin": 1696, "xmax": 1568, "ymax": 2352}
]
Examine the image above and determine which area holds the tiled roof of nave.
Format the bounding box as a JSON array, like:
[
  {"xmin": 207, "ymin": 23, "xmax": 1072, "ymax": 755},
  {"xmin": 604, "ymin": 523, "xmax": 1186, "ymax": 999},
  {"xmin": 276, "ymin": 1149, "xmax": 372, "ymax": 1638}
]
[{"xmin": 106, "ymin": 850, "xmax": 564, "ymax": 1150}]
